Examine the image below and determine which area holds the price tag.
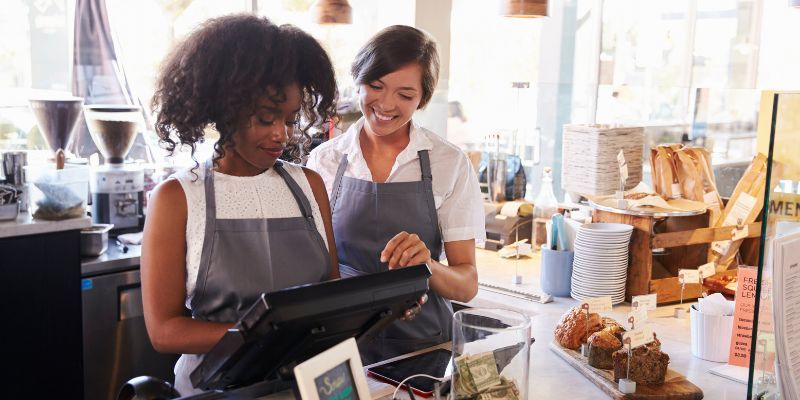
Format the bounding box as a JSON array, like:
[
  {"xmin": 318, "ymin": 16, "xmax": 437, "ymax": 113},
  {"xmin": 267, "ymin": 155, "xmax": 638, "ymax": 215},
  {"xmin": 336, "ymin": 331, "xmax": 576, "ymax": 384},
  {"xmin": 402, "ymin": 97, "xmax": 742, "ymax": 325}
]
[
  {"xmin": 626, "ymin": 309, "xmax": 648, "ymax": 330},
  {"xmin": 617, "ymin": 149, "xmax": 626, "ymax": 167},
  {"xmin": 623, "ymin": 325, "xmax": 654, "ymax": 349},
  {"xmin": 585, "ymin": 296, "xmax": 613, "ymax": 313},
  {"xmin": 698, "ymin": 262, "xmax": 716, "ymax": 279},
  {"xmin": 517, "ymin": 242, "xmax": 532, "ymax": 256},
  {"xmin": 711, "ymin": 239, "xmax": 732, "ymax": 255},
  {"xmin": 631, "ymin": 294, "xmax": 657, "ymax": 311},
  {"xmin": 732, "ymin": 224, "xmax": 749, "ymax": 241},
  {"xmin": 678, "ymin": 269, "xmax": 701, "ymax": 285}
]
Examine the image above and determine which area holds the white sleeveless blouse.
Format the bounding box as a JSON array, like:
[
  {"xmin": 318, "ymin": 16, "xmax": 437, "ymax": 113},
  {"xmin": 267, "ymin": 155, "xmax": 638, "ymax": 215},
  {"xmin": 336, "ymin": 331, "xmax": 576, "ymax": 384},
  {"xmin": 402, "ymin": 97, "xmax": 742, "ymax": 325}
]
[{"xmin": 171, "ymin": 161, "xmax": 328, "ymax": 308}]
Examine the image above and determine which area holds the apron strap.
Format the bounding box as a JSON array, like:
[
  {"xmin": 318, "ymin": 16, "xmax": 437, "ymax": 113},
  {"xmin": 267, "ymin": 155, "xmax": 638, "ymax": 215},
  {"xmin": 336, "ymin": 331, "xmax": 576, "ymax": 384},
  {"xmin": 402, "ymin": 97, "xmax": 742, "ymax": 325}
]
[
  {"xmin": 203, "ymin": 159, "xmax": 217, "ymax": 222},
  {"xmin": 273, "ymin": 161, "xmax": 314, "ymax": 219},
  {"xmin": 417, "ymin": 150, "xmax": 443, "ymax": 252},
  {"xmin": 194, "ymin": 159, "xmax": 219, "ymax": 315},
  {"xmin": 418, "ymin": 150, "xmax": 433, "ymax": 181},
  {"xmin": 330, "ymin": 154, "xmax": 349, "ymax": 210}
]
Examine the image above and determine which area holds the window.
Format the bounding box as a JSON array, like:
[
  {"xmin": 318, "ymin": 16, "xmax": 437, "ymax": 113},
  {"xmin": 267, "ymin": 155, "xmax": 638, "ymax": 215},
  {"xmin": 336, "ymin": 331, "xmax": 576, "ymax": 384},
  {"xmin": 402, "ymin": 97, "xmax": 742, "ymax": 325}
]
[
  {"xmin": 0, "ymin": 0, "xmax": 73, "ymax": 154},
  {"xmin": 596, "ymin": 0, "xmax": 761, "ymax": 164},
  {"xmin": 447, "ymin": 0, "xmax": 542, "ymax": 155}
]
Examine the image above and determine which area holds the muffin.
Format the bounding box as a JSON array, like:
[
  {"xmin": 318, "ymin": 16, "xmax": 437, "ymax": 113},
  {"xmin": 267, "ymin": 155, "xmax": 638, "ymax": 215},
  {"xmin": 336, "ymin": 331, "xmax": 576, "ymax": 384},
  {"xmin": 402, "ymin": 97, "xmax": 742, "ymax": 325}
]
[
  {"xmin": 587, "ymin": 330, "xmax": 622, "ymax": 369},
  {"xmin": 612, "ymin": 334, "xmax": 669, "ymax": 385},
  {"xmin": 601, "ymin": 317, "xmax": 626, "ymax": 336},
  {"xmin": 554, "ymin": 307, "xmax": 603, "ymax": 350}
]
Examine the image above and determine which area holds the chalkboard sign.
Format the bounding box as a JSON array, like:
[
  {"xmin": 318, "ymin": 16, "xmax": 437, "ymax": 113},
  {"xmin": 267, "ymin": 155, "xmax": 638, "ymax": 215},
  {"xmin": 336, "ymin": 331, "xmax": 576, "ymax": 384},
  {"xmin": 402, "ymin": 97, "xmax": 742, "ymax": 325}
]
[
  {"xmin": 294, "ymin": 338, "xmax": 370, "ymax": 400},
  {"xmin": 314, "ymin": 361, "xmax": 360, "ymax": 400}
]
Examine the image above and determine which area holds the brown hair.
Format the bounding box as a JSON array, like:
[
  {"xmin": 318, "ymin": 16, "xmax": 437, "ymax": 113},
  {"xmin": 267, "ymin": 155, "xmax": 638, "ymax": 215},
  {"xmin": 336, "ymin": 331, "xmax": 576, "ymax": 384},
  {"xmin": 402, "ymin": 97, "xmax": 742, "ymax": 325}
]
[
  {"xmin": 151, "ymin": 14, "xmax": 337, "ymax": 166},
  {"xmin": 351, "ymin": 25, "xmax": 440, "ymax": 109}
]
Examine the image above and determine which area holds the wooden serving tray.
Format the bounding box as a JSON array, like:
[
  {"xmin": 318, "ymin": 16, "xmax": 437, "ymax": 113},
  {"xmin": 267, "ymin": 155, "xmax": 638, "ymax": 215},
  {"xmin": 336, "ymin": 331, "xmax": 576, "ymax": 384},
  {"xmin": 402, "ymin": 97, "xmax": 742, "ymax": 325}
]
[{"xmin": 549, "ymin": 342, "xmax": 703, "ymax": 400}]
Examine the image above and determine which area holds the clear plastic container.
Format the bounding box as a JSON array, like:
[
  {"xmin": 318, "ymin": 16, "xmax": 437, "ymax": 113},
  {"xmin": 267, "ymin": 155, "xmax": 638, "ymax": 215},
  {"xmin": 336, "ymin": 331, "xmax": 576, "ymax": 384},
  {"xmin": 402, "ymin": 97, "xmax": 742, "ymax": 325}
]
[
  {"xmin": 451, "ymin": 308, "xmax": 531, "ymax": 400},
  {"xmin": 24, "ymin": 164, "xmax": 89, "ymax": 220}
]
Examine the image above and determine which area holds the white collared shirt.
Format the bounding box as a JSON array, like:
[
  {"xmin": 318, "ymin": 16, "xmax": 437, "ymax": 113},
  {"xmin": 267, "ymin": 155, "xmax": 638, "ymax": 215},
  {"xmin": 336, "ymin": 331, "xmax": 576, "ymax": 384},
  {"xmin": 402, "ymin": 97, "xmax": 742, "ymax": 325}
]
[{"xmin": 307, "ymin": 117, "xmax": 486, "ymax": 243}]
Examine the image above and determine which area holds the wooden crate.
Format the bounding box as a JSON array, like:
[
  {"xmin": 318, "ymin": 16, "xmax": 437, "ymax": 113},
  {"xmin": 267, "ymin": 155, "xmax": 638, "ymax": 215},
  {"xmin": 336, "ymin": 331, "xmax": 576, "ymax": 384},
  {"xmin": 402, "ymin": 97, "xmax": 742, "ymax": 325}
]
[{"xmin": 592, "ymin": 209, "xmax": 760, "ymax": 304}]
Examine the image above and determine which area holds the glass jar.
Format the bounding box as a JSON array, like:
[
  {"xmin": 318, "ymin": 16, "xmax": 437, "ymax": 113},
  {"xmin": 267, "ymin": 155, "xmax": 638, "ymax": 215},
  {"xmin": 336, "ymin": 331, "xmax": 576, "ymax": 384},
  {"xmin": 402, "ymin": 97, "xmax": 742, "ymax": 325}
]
[{"xmin": 451, "ymin": 308, "xmax": 531, "ymax": 399}]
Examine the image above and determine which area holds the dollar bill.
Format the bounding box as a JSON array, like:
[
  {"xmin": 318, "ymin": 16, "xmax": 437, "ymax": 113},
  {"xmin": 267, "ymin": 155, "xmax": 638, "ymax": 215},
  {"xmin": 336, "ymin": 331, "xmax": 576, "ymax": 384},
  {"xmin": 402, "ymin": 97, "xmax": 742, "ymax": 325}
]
[
  {"xmin": 454, "ymin": 354, "xmax": 478, "ymax": 396},
  {"xmin": 467, "ymin": 352, "xmax": 502, "ymax": 392}
]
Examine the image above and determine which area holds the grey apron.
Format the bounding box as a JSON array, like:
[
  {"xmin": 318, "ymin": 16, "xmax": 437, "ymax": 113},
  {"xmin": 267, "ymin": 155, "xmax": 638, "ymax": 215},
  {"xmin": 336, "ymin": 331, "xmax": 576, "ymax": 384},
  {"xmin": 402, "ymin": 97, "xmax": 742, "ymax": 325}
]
[
  {"xmin": 174, "ymin": 160, "xmax": 329, "ymax": 395},
  {"xmin": 330, "ymin": 150, "xmax": 453, "ymax": 364}
]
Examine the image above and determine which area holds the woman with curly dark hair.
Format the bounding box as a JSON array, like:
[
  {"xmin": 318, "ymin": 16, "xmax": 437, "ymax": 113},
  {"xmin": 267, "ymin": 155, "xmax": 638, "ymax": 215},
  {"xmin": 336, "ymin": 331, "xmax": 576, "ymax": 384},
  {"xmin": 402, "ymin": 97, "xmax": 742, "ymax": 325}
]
[{"xmin": 140, "ymin": 14, "xmax": 342, "ymax": 395}]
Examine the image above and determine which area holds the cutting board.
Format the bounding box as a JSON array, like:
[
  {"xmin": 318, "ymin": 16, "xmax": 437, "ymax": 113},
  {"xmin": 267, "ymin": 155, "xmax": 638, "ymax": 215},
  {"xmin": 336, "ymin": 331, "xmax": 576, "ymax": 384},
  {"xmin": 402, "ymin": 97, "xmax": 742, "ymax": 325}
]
[{"xmin": 549, "ymin": 342, "xmax": 703, "ymax": 400}]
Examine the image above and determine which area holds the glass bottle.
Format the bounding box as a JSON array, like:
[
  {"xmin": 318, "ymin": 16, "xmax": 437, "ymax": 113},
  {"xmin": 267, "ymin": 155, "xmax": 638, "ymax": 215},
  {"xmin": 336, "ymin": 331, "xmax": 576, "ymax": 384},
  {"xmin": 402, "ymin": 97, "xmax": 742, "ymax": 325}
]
[{"xmin": 533, "ymin": 167, "xmax": 559, "ymax": 219}]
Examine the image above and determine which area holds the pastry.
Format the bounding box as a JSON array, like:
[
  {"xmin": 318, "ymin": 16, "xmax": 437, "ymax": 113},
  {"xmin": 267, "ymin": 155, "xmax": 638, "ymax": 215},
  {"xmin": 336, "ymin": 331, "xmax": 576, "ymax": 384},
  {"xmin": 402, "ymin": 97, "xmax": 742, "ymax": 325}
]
[
  {"xmin": 612, "ymin": 334, "xmax": 669, "ymax": 385},
  {"xmin": 554, "ymin": 307, "xmax": 603, "ymax": 350},
  {"xmin": 601, "ymin": 317, "xmax": 626, "ymax": 336},
  {"xmin": 587, "ymin": 330, "xmax": 622, "ymax": 369}
]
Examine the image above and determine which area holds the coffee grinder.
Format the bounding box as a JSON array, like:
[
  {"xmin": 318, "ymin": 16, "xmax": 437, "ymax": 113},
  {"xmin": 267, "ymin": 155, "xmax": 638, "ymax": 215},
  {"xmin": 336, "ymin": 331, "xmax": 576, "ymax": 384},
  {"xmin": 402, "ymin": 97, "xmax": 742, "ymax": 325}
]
[
  {"xmin": 26, "ymin": 96, "xmax": 85, "ymax": 211},
  {"xmin": 83, "ymin": 105, "xmax": 144, "ymax": 232}
]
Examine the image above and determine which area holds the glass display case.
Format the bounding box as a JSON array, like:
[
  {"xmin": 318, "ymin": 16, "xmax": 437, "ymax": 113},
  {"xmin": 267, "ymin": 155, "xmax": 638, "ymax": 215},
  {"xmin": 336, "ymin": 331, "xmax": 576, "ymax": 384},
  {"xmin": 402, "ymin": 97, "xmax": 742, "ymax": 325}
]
[{"xmin": 748, "ymin": 91, "xmax": 800, "ymax": 399}]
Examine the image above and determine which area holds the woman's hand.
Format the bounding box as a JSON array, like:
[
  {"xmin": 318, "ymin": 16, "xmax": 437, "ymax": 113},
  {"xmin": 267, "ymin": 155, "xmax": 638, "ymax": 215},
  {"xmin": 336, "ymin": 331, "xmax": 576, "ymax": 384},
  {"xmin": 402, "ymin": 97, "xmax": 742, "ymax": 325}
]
[
  {"xmin": 380, "ymin": 231, "xmax": 432, "ymax": 269},
  {"xmin": 400, "ymin": 293, "xmax": 428, "ymax": 321}
]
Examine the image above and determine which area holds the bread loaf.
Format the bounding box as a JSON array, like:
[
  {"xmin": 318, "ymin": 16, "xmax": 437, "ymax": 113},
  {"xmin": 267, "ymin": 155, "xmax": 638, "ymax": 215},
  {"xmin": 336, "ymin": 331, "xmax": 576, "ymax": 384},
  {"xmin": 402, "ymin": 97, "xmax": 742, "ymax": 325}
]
[{"xmin": 554, "ymin": 307, "xmax": 603, "ymax": 350}]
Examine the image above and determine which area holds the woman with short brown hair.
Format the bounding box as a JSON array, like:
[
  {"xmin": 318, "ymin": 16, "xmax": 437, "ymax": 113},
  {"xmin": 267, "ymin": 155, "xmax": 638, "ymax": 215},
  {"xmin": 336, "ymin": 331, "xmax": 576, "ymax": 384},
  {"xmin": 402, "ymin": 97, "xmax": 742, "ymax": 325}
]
[{"xmin": 307, "ymin": 25, "xmax": 485, "ymax": 364}]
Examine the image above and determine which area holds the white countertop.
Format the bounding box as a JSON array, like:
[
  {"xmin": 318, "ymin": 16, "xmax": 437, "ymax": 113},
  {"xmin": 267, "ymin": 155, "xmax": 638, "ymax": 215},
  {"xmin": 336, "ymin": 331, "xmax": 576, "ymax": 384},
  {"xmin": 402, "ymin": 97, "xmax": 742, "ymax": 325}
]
[
  {"xmin": 0, "ymin": 211, "xmax": 91, "ymax": 238},
  {"xmin": 369, "ymin": 249, "xmax": 748, "ymax": 399},
  {"xmin": 258, "ymin": 248, "xmax": 750, "ymax": 400}
]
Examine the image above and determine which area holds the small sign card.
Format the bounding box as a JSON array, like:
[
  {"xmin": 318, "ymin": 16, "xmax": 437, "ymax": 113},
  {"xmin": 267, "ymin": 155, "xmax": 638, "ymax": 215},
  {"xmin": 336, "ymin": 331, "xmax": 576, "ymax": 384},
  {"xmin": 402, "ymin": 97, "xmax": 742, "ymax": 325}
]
[
  {"xmin": 631, "ymin": 294, "xmax": 657, "ymax": 311},
  {"xmin": 517, "ymin": 242, "xmax": 532, "ymax": 256},
  {"xmin": 678, "ymin": 269, "xmax": 701, "ymax": 285},
  {"xmin": 698, "ymin": 262, "xmax": 717, "ymax": 279},
  {"xmin": 584, "ymin": 296, "xmax": 613, "ymax": 314},
  {"xmin": 626, "ymin": 309, "xmax": 648, "ymax": 330},
  {"xmin": 623, "ymin": 325, "xmax": 655, "ymax": 349}
]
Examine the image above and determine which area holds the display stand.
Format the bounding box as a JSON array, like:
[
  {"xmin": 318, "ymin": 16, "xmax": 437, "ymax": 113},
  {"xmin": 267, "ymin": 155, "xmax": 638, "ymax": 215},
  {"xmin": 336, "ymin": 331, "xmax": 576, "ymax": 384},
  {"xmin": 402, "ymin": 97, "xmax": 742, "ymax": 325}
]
[
  {"xmin": 590, "ymin": 203, "xmax": 759, "ymax": 304},
  {"xmin": 748, "ymin": 91, "xmax": 800, "ymax": 399}
]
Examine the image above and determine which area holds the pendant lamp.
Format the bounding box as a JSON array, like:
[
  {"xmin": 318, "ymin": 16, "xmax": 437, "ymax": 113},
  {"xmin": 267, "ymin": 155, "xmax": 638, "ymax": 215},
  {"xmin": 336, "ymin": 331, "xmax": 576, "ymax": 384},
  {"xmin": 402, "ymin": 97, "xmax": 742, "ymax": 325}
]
[
  {"xmin": 500, "ymin": 0, "xmax": 548, "ymax": 18},
  {"xmin": 310, "ymin": 0, "xmax": 352, "ymax": 25}
]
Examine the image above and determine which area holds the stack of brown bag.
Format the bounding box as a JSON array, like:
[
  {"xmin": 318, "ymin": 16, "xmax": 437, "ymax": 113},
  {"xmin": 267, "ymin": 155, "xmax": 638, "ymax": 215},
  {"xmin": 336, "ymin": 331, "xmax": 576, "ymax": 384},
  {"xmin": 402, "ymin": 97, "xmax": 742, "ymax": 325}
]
[
  {"xmin": 650, "ymin": 144, "xmax": 724, "ymax": 223},
  {"xmin": 708, "ymin": 153, "xmax": 769, "ymax": 270}
]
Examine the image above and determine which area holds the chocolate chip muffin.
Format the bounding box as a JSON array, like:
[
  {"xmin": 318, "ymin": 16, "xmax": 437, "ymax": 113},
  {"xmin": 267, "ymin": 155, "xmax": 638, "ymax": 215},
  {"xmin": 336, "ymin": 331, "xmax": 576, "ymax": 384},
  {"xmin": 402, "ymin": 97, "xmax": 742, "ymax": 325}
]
[{"xmin": 587, "ymin": 330, "xmax": 623, "ymax": 369}]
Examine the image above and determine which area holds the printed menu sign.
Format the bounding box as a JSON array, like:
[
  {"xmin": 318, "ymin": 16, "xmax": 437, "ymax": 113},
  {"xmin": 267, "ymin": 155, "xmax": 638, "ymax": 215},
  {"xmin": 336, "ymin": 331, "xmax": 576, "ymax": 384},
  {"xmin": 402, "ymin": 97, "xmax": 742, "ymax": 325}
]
[
  {"xmin": 315, "ymin": 361, "xmax": 360, "ymax": 400},
  {"xmin": 728, "ymin": 267, "xmax": 758, "ymax": 368}
]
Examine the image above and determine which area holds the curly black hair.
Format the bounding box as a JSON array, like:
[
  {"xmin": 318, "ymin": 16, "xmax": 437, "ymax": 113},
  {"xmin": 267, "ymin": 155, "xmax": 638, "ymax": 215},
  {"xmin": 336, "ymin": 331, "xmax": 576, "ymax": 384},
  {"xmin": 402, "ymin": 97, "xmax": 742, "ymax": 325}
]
[{"xmin": 151, "ymin": 14, "xmax": 337, "ymax": 168}]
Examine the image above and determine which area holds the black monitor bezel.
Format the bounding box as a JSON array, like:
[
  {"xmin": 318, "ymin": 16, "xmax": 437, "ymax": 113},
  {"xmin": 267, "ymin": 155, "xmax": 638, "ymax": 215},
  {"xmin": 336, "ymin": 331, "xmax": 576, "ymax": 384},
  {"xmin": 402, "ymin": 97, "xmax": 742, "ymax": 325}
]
[{"xmin": 189, "ymin": 264, "xmax": 432, "ymax": 392}]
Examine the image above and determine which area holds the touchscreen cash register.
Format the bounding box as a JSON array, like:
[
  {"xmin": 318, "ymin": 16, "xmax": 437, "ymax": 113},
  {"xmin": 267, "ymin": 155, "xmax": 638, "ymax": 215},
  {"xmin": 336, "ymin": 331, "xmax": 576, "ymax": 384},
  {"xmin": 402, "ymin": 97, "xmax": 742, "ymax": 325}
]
[{"xmin": 186, "ymin": 264, "xmax": 432, "ymax": 398}]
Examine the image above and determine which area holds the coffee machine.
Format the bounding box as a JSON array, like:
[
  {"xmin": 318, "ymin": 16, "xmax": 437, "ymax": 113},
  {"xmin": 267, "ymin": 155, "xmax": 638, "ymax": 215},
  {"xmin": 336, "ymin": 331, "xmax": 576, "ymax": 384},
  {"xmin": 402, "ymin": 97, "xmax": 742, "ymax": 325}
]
[{"xmin": 83, "ymin": 105, "xmax": 144, "ymax": 232}]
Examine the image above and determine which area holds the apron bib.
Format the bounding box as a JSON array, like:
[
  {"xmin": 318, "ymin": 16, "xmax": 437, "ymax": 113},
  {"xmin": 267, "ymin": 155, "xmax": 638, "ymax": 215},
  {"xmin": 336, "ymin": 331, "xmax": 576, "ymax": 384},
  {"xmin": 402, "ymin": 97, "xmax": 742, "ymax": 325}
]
[{"xmin": 331, "ymin": 150, "xmax": 453, "ymax": 364}]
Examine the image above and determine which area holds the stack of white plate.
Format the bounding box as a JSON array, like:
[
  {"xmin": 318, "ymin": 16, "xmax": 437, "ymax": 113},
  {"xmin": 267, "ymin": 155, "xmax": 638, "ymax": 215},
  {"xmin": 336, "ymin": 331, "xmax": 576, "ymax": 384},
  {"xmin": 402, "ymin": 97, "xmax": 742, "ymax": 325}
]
[{"xmin": 570, "ymin": 223, "xmax": 633, "ymax": 304}]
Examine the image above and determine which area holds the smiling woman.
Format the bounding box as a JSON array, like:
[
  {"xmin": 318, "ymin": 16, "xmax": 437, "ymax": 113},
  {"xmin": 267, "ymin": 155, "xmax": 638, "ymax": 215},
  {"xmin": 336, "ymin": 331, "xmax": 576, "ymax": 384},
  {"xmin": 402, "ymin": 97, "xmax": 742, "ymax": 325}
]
[
  {"xmin": 307, "ymin": 25, "xmax": 486, "ymax": 365},
  {"xmin": 140, "ymin": 14, "xmax": 341, "ymax": 397}
]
